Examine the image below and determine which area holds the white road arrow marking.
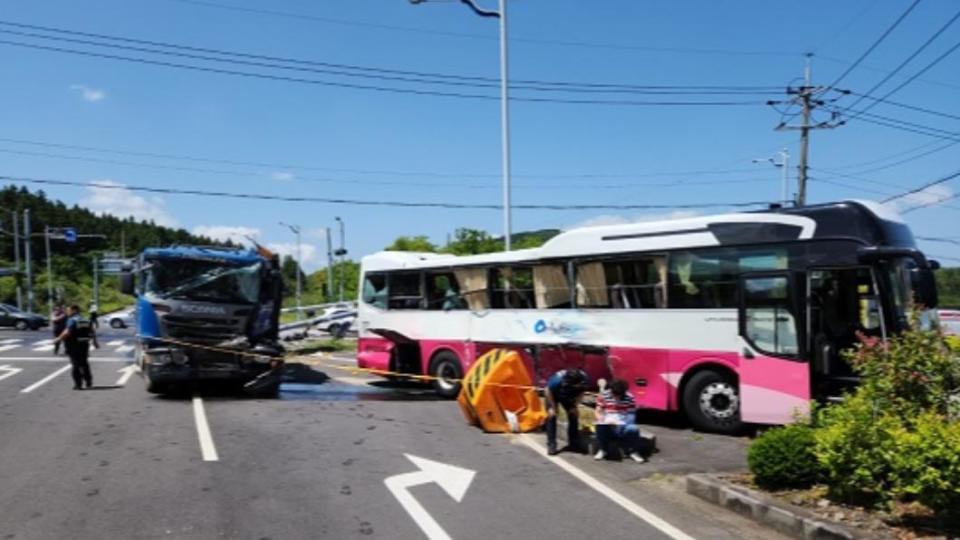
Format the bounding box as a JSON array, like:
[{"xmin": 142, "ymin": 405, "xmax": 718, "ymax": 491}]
[
  {"xmin": 20, "ymin": 365, "xmax": 71, "ymax": 393},
  {"xmin": 384, "ymin": 454, "xmax": 476, "ymax": 540},
  {"xmin": 0, "ymin": 365, "xmax": 23, "ymax": 382},
  {"xmin": 115, "ymin": 365, "xmax": 139, "ymax": 386},
  {"xmin": 106, "ymin": 340, "xmax": 124, "ymax": 347},
  {"xmin": 116, "ymin": 345, "xmax": 134, "ymax": 354}
]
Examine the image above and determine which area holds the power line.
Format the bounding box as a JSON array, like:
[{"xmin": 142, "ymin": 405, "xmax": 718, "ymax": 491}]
[
  {"xmin": 826, "ymin": 138, "xmax": 958, "ymax": 171},
  {"xmin": 841, "ymin": 109, "xmax": 960, "ymax": 139},
  {"xmin": 836, "ymin": 90, "xmax": 960, "ymax": 122},
  {"xmin": 0, "ymin": 146, "xmax": 778, "ymax": 190},
  {"xmin": 917, "ymin": 236, "xmax": 960, "ymax": 247},
  {"xmin": 834, "ymin": 7, "xmax": 960, "ymax": 114},
  {"xmin": 161, "ymin": 0, "xmax": 801, "ymax": 58},
  {"xmin": 841, "ymin": 37, "xmax": 960, "ymax": 122},
  {"xmin": 0, "ymin": 136, "xmax": 767, "ymax": 181},
  {"xmin": 0, "ymin": 20, "xmax": 786, "ymax": 94},
  {"xmin": 824, "ymin": 0, "xmax": 922, "ymax": 90},
  {"xmin": 850, "ymin": 114, "xmax": 960, "ymax": 142},
  {"xmin": 817, "ymin": 54, "xmax": 960, "ymax": 91},
  {"xmin": 0, "ymin": 38, "xmax": 771, "ymax": 107},
  {"xmin": 0, "ymin": 175, "xmax": 776, "ymax": 211},
  {"xmin": 882, "ymin": 168, "xmax": 960, "ymax": 204}
]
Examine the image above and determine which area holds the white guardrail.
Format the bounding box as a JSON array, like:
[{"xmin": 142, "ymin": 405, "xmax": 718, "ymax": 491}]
[{"xmin": 280, "ymin": 301, "xmax": 358, "ymax": 314}]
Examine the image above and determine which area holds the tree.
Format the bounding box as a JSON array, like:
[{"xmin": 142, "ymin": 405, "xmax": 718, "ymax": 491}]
[
  {"xmin": 442, "ymin": 228, "xmax": 502, "ymax": 255},
  {"xmin": 385, "ymin": 235, "xmax": 437, "ymax": 252},
  {"xmin": 936, "ymin": 268, "xmax": 960, "ymax": 308}
]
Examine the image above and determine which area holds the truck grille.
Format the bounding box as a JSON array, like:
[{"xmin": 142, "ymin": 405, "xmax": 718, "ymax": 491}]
[{"xmin": 161, "ymin": 315, "xmax": 245, "ymax": 343}]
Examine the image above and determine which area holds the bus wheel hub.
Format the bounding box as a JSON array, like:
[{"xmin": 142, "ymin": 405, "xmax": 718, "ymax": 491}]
[{"xmin": 699, "ymin": 382, "xmax": 739, "ymax": 420}]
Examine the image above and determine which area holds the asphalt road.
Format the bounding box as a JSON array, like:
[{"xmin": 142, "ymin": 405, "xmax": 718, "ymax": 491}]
[{"xmin": 0, "ymin": 330, "xmax": 787, "ymax": 540}]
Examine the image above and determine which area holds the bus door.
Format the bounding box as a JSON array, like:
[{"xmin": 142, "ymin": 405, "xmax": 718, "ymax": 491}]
[
  {"xmin": 806, "ymin": 267, "xmax": 884, "ymax": 397},
  {"xmin": 737, "ymin": 272, "xmax": 810, "ymax": 425}
]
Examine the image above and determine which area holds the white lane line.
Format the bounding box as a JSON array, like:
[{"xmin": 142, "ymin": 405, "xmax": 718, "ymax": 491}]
[
  {"xmin": 116, "ymin": 345, "xmax": 134, "ymax": 354},
  {"xmin": 192, "ymin": 396, "xmax": 219, "ymax": 462},
  {"xmin": 517, "ymin": 434, "xmax": 696, "ymax": 540},
  {"xmin": 106, "ymin": 340, "xmax": 124, "ymax": 347},
  {"xmin": 0, "ymin": 365, "xmax": 23, "ymax": 382},
  {"xmin": 0, "ymin": 344, "xmax": 23, "ymax": 353},
  {"xmin": 33, "ymin": 338, "xmax": 55, "ymax": 346},
  {"xmin": 20, "ymin": 365, "xmax": 72, "ymax": 394},
  {"xmin": 115, "ymin": 365, "xmax": 139, "ymax": 386},
  {"xmin": 0, "ymin": 357, "xmax": 127, "ymax": 363},
  {"xmin": 0, "ymin": 338, "xmax": 23, "ymax": 345},
  {"xmin": 32, "ymin": 344, "xmax": 55, "ymax": 352}
]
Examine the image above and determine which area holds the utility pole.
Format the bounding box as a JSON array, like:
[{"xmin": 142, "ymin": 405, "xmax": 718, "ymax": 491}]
[
  {"xmin": 120, "ymin": 227, "xmax": 125, "ymax": 259},
  {"xmin": 45, "ymin": 226, "xmax": 54, "ymax": 315},
  {"xmin": 23, "ymin": 209, "xmax": 33, "ymax": 313},
  {"xmin": 12, "ymin": 209, "xmax": 22, "ymax": 310},
  {"xmin": 773, "ymin": 55, "xmax": 839, "ymax": 206},
  {"xmin": 325, "ymin": 227, "xmax": 334, "ymax": 302},
  {"xmin": 92, "ymin": 255, "xmax": 100, "ymax": 308},
  {"xmin": 335, "ymin": 217, "xmax": 346, "ymax": 303}
]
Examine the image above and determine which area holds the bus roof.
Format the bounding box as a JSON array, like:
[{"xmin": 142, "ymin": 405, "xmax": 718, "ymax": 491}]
[
  {"xmin": 142, "ymin": 246, "xmax": 263, "ymax": 264},
  {"xmin": 362, "ymin": 200, "xmax": 915, "ymax": 272}
]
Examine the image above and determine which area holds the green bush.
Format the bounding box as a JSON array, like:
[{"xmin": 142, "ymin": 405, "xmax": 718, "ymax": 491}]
[
  {"xmin": 891, "ymin": 411, "xmax": 960, "ymax": 515},
  {"xmin": 813, "ymin": 393, "xmax": 905, "ymax": 506},
  {"xmin": 748, "ymin": 423, "xmax": 820, "ymax": 490}
]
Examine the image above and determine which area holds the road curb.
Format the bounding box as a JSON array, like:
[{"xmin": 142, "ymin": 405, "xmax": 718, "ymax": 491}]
[{"xmin": 685, "ymin": 474, "xmax": 869, "ymax": 540}]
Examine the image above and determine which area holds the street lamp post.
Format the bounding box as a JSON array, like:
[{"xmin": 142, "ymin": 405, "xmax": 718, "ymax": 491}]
[
  {"xmin": 411, "ymin": 0, "xmax": 512, "ymax": 251},
  {"xmin": 279, "ymin": 222, "xmax": 303, "ymax": 320},
  {"xmin": 753, "ymin": 148, "xmax": 791, "ymax": 205}
]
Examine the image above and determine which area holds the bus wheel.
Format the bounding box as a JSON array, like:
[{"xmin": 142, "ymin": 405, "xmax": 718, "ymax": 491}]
[
  {"xmin": 429, "ymin": 351, "xmax": 463, "ymax": 399},
  {"xmin": 682, "ymin": 370, "xmax": 744, "ymax": 434}
]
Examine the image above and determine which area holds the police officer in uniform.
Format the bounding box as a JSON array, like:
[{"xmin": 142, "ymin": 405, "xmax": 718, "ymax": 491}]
[{"xmin": 54, "ymin": 304, "xmax": 99, "ymax": 390}]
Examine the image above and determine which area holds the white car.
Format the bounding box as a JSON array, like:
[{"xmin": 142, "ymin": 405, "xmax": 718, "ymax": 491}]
[
  {"xmin": 312, "ymin": 305, "xmax": 357, "ymax": 336},
  {"xmin": 940, "ymin": 309, "xmax": 960, "ymax": 337},
  {"xmin": 107, "ymin": 308, "xmax": 135, "ymax": 329}
]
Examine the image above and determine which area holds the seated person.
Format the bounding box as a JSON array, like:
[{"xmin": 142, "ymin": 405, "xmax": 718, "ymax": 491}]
[{"xmin": 594, "ymin": 379, "xmax": 645, "ymax": 463}]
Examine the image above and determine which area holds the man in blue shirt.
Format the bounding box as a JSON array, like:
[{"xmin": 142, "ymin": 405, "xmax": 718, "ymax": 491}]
[
  {"xmin": 54, "ymin": 305, "xmax": 100, "ymax": 390},
  {"xmin": 544, "ymin": 368, "xmax": 589, "ymax": 456}
]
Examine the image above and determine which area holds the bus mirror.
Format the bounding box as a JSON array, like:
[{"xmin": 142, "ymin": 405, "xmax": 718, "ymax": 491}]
[
  {"xmin": 929, "ymin": 259, "xmax": 941, "ymax": 271},
  {"xmin": 119, "ymin": 272, "xmax": 135, "ymax": 296}
]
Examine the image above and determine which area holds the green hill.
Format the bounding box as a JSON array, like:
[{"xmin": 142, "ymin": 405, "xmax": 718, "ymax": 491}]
[{"xmin": 0, "ymin": 185, "xmax": 225, "ymax": 314}]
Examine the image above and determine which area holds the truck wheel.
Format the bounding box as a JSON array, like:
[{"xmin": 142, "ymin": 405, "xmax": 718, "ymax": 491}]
[
  {"xmin": 429, "ymin": 351, "xmax": 463, "ymax": 399},
  {"xmin": 682, "ymin": 369, "xmax": 744, "ymax": 434}
]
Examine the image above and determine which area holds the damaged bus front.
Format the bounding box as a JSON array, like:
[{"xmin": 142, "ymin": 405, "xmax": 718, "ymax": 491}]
[{"xmin": 120, "ymin": 246, "xmax": 284, "ymax": 395}]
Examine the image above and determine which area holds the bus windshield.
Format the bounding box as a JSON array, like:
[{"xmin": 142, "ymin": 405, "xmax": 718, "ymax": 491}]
[
  {"xmin": 144, "ymin": 258, "xmax": 262, "ymax": 304},
  {"xmin": 884, "ymin": 257, "xmax": 930, "ymax": 327}
]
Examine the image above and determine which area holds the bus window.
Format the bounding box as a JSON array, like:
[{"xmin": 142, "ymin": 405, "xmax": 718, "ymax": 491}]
[
  {"xmin": 605, "ymin": 257, "xmax": 666, "ymax": 309},
  {"xmin": 362, "ymin": 273, "xmax": 388, "ymax": 309},
  {"xmin": 668, "ymin": 250, "xmax": 738, "ymax": 309},
  {"xmin": 453, "ymin": 268, "xmax": 489, "ymax": 310},
  {"xmin": 388, "ymin": 272, "xmax": 423, "ymax": 310},
  {"xmin": 743, "ymin": 275, "xmax": 799, "ymax": 356},
  {"xmin": 426, "ymin": 272, "xmax": 465, "ymax": 311},
  {"xmin": 491, "ymin": 267, "xmax": 535, "ymax": 309},
  {"xmin": 533, "ymin": 265, "xmax": 571, "ymax": 309},
  {"xmin": 576, "ymin": 262, "xmax": 609, "ymax": 307}
]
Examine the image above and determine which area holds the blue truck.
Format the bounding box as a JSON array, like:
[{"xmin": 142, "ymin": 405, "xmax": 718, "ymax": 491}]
[{"xmin": 120, "ymin": 245, "xmax": 285, "ymax": 395}]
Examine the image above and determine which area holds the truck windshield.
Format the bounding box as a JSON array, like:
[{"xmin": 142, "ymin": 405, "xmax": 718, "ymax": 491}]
[{"xmin": 144, "ymin": 258, "xmax": 262, "ymax": 304}]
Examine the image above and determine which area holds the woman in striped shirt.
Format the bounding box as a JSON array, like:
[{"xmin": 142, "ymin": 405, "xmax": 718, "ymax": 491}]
[{"xmin": 594, "ymin": 379, "xmax": 645, "ymax": 463}]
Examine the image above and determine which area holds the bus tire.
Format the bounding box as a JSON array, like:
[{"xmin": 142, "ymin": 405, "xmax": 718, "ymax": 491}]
[
  {"xmin": 682, "ymin": 369, "xmax": 744, "ymax": 434},
  {"xmin": 429, "ymin": 351, "xmax": 463, "ymax": 399}
]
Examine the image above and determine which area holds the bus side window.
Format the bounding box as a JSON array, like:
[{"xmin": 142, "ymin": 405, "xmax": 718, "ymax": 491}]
[
  {"xmin": 602, "ymin": 257, "xmax": 666, "ymax": 309},
  {"xmin": 491, "ymin": 267, "xmax": 535, "ymax": 309},
  {"xmin": 576, "ymin": 262, "xmax": 609, "ymax": 308},
  {"xmin": 533, "ymin": 264, "xmax": 570, "ymax": 309},
  {"xmin": 426, "ymin": 272, "xmax": 466, "ymax": 311},
  {"xmin": 362, "ymin": 273, "xmax": 388, "ymax": 309},
  {"xmin": 667, "ymin": 250, "xmax": 738, "ymax": 309},
  {"xmin": 388, "ymin": 272, "xmax": 423, "ymax": 310}
]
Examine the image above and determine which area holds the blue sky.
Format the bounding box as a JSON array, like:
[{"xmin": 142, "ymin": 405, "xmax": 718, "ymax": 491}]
[{"xmin": 1, "ymin": 0, "xmax": 958, "ymax": 270}]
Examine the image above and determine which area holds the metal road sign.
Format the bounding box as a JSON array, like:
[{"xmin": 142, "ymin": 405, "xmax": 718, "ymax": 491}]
[{"xmin": 63, "ymin": 228, "xmax": 77, "ymax": 243}]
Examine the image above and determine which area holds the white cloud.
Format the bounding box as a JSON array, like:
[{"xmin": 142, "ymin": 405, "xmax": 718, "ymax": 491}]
[
  {"xmin": 306, "ymin": 227, "xmax": 332, "ymax": 241},
  {"xmin": 267, "ymin": 242, "xmax": 318, "ymax": 264},
  {"xmin": 82, "ymin": 180, "xmax": 178, "ymax": 227},
  {"xmin": 192, "ymin": 225, "xmax": 261, "ymax": 244},
  {"xmin": 69, "ymin": 84, "xmax": 106, "ymax": 102},
  {"xmin": 271, "ymin": 171, "xmax": 295, "ymax": 182},
  {"xmin": 564, "ymin": 210, "xmax": 701, "ymax": 230},
  {"xmin": 885, "ymin": 184, "xmax": 955, "ymax": 213}
]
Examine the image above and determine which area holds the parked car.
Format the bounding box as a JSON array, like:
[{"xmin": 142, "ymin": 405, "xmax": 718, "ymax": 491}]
[
  {"xmin": 108, "ymin": 308, "xmax": 135, "ymax": 329},
  {"xmin": 0, "ymin": 304, "xmax": 49, "ymax": 330},
  {"xmin": 313, "ymin": 304, "xmax": 357, "ymax": 336}
]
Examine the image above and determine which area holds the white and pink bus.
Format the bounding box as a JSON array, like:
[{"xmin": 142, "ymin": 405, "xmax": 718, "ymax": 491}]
[{"xmin": 356, "ymin": 201, "xmax": 939, "ymax": 433}]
